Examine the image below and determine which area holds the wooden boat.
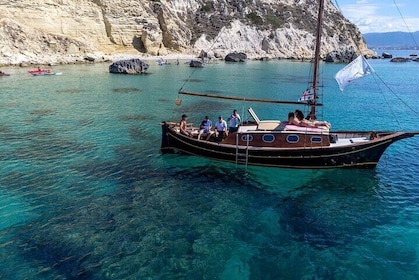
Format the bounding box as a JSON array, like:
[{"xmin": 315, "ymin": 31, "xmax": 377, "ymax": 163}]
[{"xmin": 160, "ymin": 0, "xmax": 419, "ymax": 169}]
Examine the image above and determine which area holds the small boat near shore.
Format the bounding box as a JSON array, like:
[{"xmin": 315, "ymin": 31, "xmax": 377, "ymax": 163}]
[
  {"xmin": 0, "ymin": 72, "xmax": 10, "ymax": 77},
  {"xmin": 28, "ymin": 68, "xmax": 62, "ymax": 76},
  {"xmin": 31, "ymin": 71, "xmax": 62, "ymax": 76},
  {"xmin": 28, "ymin": 68, "xmax": 50, "ymax": 74}
]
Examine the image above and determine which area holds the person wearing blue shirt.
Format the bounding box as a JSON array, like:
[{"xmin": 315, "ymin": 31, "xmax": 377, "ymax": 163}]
[
  {"xmin": 215, "ymin": 116, "xmax": 228, "ymax": 142},
  {"xmin": 197, "ymin": 116, "xmax": 214, "ymax": 140}
]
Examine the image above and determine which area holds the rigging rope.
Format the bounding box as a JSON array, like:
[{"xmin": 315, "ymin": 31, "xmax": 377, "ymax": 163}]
[
  {"xmin": 178, "ymin": 26, "xmax": 226, "ymax": 95},
  {"xmin": 333, "ymin": 0, "xmax": 419, "ymax": 129},
  {"xmin": 392, "ymin": 0, "xmax": 419, "ymax": 48},
  {"xmin": 374, "ymin": 72, "xmax": 419, "ymax": 116}
]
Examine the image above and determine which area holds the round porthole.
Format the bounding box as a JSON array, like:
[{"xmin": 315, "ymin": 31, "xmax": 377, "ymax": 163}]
[
  {"xmin": 287, "ymin": 134, "xmax": 299, "ymax": 143},
  {"xmin": 241, "ymin": 134, "xmax": 253, "ymax": 142},
  {"xmin": 311, "ymin": 136, "xmax": 322, "ymax": 143},
  {"xmin": 262, "ymin": 134, "xmax": 275, "ymax": 143}
]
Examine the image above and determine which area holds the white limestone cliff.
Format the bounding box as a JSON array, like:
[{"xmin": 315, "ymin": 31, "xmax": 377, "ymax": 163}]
[{"xmin": 0, "ymin": 0, "xmax": 373, "ymax": 65}]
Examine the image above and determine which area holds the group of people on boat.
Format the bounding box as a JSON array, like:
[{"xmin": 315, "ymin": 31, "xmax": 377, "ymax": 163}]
[
  {"xmin": 178, "ymin": 108, "xmax": 330, "ymax": 142},
  {"xmin": 179, "ymin": 109, "xmax": 241, "ymax": 142},
  {"xmin": 288, "ymin": 109, "xmax": 331, "ymax": 129}
]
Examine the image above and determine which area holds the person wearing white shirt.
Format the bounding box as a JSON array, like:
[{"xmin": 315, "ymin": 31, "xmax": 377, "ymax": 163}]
[{"xmin": 227, "ymin": 109, "xmax": 241, "ymax": 133}]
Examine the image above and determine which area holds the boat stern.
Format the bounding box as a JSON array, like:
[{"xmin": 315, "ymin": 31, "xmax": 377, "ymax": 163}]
[{"xmin": 160, "ymin": 121, "xmax": 171, "ymax": 153}]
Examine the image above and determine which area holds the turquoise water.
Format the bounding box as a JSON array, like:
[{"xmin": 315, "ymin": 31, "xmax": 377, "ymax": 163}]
[{"xmin": 0, "ymin": 52, "xmax": 419, "ymax": 279}]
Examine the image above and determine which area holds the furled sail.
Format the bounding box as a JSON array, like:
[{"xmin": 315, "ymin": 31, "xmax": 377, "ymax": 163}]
[{"xmin": 334, "ymin": 55, "xmax": 375, "ymax": 91}]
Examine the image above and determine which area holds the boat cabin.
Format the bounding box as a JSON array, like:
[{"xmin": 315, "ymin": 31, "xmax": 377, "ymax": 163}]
[{"xmin": 169, "ymin": 108, "xmax": 332, "ymax": 148}]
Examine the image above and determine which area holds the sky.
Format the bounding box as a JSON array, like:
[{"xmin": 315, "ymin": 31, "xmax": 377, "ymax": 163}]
[{"xmin": 334, "ymin": 0, "xmax": 419, "ymax": 33}]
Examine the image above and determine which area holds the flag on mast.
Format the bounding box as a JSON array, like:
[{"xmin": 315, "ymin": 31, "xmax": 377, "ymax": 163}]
[
  {"xmin": 334, "ymin": 55, "xmax": 374, "ymax": 91},
  {"xmin": 298, "ymin": 87, "xmax": 315, "ymax": 103}
]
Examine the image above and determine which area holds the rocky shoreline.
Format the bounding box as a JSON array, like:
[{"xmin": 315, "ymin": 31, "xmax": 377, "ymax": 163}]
[
  {"xmin": 1, "ymin": 48, "xmax": 380, "ymax": 68},
  {"xmin": 0, "ymin": 51, "xmax": 196, "ymax": 67}
]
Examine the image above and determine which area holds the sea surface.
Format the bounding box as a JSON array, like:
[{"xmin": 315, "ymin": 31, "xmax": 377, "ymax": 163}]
[{"xmin": 0, "ymin": 50, "xmax": 418, "ymax": 279}]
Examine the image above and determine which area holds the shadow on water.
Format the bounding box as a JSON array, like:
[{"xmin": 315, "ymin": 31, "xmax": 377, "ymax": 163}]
[
  {"xmin": 172, "ymin": 100, "xmax": 231, "ymax": 119},
  {"xmin": 162, "ymin": 155, "xmax": 419, "ymax": 278},
  {"xmin": 1, "ymin": 122, "xmax": 417, "ymax": 279},
  {"xmin": 181, "ymin": 78, "xmax": 205, "ymax": 83},
  {"xmin": 112, "ymin": 87, "xmax": 142, "ymax": 93},
  {"xmin": 119, "ymin": 114, "xmax": 155, "ymax": 122},
  {"xmin": 56, "ymin": 89, "xmax": 86, "ymax": 94},
  {"xmin": 277, "ymin": 170, "xmax": 388, "ymax": 248}
]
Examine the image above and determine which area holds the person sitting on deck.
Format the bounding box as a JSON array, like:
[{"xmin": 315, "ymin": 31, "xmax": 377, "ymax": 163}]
[
  {"xmin": 179, "ymin": 114, "xmax": 191, "ymax": 136},
  {"xmin": 295, "ymin": 109, "xmax": 331, "ymax": 129},
  {"xmin": 197, "ymin": 116, "xmax": 214, "ymax": 140},
  {"xmin": 215, "ymin": 116, "xmax": 228, "ymax": 142},
  {"xmin": 288, "ymin": 112, "xmax": 299, "ymax": 125},
  {"xmin": 306, "ymin": 110, "xmax": 317, "ymax": 121}
]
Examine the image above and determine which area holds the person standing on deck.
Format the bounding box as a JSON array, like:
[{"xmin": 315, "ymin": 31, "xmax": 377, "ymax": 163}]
[{"xmin": 227, "ymin": 109, "xmax": 241, "ymax": 133}]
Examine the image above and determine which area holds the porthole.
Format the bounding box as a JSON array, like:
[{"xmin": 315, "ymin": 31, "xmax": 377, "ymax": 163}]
[
  {"xmin": 311, "ymin": 136, "xmax": 323, "ymax": 143},
  {"xmin": 241, "ymin": 134, "xmax": 254, "ymax": 142},
  {"xmin": 262, "ymin": 134, "xmax": 275, "ymax": 143},
  {"xmin": 287, "ymin": 134, "xmax": 299, "ymax": 143}
]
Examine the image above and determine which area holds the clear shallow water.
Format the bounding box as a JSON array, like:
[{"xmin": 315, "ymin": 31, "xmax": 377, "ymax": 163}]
[{"xmin": 0, "ymin": 53, "xmax": 419, "ymax": 279}]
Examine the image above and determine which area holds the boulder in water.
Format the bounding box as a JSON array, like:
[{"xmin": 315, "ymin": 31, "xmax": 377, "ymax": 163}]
[
  {"xmin": 390, "ymin": 57, "xmax": 410, "ymax": 62},
  {"xmin": 382, "ymin": 52, "xmax": 393, "ymax": 59},
  {"xmin": 189, "ymin": 60, "xmax": 203, "ymax": 68},
  {"xmin": 109, "ymin": 59, "xmax": 149, "ymax": 74},
  {"xmin": 225, "ymin": 52, "xmax": 247, "ymax": 62}
]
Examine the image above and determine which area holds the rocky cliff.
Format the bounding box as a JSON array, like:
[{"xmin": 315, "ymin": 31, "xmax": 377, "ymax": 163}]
[{"xmin": 0, "ymin": 0, "xmax": 373, "ymax": 65}]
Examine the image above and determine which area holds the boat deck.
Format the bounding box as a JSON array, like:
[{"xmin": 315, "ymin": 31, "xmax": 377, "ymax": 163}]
[{"xmin": 330, "ymin": 137, "xmax": 371, "ymax": 147}]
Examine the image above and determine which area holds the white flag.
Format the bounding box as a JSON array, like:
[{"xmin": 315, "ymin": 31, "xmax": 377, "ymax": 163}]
[
  {"xmin": 334, "ymin": 55, "xmax": 374, "ymax": 91},
  {"xmin": 298, "ymin": 88, "xmax": 315, "ymax": 103}
]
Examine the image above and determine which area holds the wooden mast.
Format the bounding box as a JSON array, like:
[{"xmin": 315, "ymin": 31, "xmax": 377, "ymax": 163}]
[{"xmin": 311, "ymin": 0, "xmax": 325, "ymax": 117}]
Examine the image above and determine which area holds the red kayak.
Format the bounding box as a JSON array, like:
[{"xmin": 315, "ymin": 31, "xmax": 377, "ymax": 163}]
[{"xmin": 27, "ymin": 69, "xmax": 51, "ymax": 74}]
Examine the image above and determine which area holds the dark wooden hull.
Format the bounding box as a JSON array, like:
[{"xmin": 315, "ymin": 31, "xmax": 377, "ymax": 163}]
[{"xmin": 160, "ymin": 122, "xmax": 418, "ymax": 169}]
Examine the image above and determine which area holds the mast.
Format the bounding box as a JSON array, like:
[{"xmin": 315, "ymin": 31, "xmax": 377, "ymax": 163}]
[{"xmin": 311, "ymin": 0, "xmax": 325, "ymax": 117}]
